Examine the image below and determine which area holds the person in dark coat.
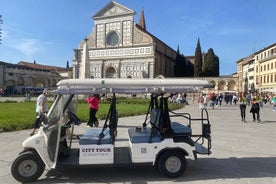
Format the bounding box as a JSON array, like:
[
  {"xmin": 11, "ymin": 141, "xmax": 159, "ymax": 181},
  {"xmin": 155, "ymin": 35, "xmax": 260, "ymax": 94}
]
[{"xmin": 250, "ymin": 98, "xmax": 261, "ymax": 123}]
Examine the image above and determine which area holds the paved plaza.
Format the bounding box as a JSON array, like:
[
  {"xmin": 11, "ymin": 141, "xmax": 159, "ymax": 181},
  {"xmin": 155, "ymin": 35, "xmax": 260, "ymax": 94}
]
[{"xmin": 0, "ymin": 101, "xmax": 276, "ymax": 184}]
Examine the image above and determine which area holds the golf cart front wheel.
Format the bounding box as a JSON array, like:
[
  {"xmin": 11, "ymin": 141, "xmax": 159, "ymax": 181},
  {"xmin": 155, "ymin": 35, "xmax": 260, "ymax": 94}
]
[
  {"xmin": 157, "ymin": 151, "xmax": 186, "ymax": 178},
  {"xmin": 11, "ymin": 151, "xmax": 45, "ymax": 183}
]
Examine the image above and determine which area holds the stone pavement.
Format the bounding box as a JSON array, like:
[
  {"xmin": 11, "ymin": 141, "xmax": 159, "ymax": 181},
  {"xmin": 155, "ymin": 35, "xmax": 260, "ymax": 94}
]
[{"xmin": 0, "ymin": 102, "xmax": 276, "ymax": 184}]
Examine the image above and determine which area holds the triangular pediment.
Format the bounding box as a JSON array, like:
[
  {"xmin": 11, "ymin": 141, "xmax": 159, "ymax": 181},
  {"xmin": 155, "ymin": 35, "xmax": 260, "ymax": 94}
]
[{"xmin": 93, "ymin": 1, "xmax": 135, "ymax": 19}]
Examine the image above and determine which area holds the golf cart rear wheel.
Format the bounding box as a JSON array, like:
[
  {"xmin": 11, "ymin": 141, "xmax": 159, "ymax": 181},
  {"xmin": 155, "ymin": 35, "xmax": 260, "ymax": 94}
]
[
  {"xmin": 11, "ymin": 151, "xmax": 45, "ymax": 183},
  {"xmin": 157, "ymin": 151, "xmax": 186, "ymax": 178}
]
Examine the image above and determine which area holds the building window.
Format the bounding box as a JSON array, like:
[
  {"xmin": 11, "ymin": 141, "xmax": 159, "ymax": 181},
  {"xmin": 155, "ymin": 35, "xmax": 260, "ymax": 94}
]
[
  {"xmin": 271, "ymin": 48, "xmax": 276, "ymax": 56},
  {"xmin": 9, "ymin": 73, "xmax": 14, "ymax": 76},
  {"xmin": 260, "ymin": 76, "xmax": 262, "ymax": 84},
  {"xmin": 261, "ymin": 53, "xmax": 263, "ymax": 59}
]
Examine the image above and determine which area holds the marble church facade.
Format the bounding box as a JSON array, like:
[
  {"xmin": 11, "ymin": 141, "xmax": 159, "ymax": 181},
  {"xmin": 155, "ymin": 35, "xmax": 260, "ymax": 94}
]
[{"xmin": 72, "ymin": 1, "xmax": 176, "ymax": 79}]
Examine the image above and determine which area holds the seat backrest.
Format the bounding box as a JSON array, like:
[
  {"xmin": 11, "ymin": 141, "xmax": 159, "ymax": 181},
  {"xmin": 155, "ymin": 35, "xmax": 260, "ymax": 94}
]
[{"xmin": 150, "ymin": 108, "xmax": 160, "ymax": 128}]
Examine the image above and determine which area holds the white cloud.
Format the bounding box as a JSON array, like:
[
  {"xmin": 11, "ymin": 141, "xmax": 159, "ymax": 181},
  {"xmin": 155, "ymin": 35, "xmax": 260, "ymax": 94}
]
[
  {"xmin": 12, "ymin": 38, "xmax": 51, "ymax": 60},
  {"xmin": 13, "ymin": 39, "xmax": 41, "ymax": 58}
]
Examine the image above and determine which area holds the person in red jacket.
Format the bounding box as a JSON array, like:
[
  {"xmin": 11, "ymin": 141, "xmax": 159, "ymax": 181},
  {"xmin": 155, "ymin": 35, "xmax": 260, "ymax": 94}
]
[{"xmin": 86, "ymin": 94, "xmax": 100, "ymax": 127}]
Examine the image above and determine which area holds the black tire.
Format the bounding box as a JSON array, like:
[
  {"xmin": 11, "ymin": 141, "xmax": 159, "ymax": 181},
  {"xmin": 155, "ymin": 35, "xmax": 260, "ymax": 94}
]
[
  {"xmin": 11, "ymin": 151, "xmax": 45, "ymax": 183},
  {"xmin": 157, "ymin": 151, "xmax": 186, "ymax": 178}
]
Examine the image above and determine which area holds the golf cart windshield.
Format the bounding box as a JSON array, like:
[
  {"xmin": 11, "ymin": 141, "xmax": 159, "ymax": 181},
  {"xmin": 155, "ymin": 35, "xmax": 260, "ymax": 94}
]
[
  {"xmin": 43, "ymin": 94, "xmax": 76, "ymax": 166},
  {"xmin": 46, "ymin": 94, "xmax": 75, "ymax": 127}
]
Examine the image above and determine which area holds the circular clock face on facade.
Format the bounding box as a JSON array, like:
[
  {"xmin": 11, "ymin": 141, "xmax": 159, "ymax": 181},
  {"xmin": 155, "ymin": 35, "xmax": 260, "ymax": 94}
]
[{"xmin": 107, "ymin": 31, "xmax": 119, "ymax": 46}]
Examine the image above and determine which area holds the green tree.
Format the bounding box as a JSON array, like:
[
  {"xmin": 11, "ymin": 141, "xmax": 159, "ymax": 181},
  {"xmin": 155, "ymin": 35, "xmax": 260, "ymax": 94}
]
[
  {"xmin": 194, "ymin": 38, "xmax": 203, "ymax": 77},
  {"xmin": 203, "ymin": 48, "xmax": 220, "ymax": 76}
]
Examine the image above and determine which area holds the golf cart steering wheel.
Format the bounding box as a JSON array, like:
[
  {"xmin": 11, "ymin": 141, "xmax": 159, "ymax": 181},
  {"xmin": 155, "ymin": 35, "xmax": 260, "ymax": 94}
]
[{"xmin": 67, "ymin": 111, "xmax": 81, "ymax": 125}]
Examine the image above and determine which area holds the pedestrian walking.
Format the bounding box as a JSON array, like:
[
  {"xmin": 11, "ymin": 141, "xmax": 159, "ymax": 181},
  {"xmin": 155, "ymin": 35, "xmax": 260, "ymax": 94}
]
[
  {"xmin": 198, "ymin": 94, "xmax": 204, "ymax": 109},
  {"xmin": 272, "ymin": 95, "xmax": 276, "ymax": 111},
  {"xmin": 86, "ymin": 94, "xmax": 100, "ymax": 127},
  {"xmin": 218, "ymin": 93, "xmax": 223, "ymax": 106},
  {"xmin": 210, "ymin": 93, "xmax": 216, "ymax": 109},
  {"xmin": 30, "ymin": 89, "xmax": 49, "ymax": 136},
  {"xmin": 192, "ymin": 93, "xmax": 195, "ymax": 105},
  {"xmin": 250, "ymin": 98, "xmax": 261, "ymax": 123},
  {"xmin": 203, "ymin": 94, "xmax": 208, "ymax": 109},
  {"xmin": 238, "ymin": 92, "xmax": 247, "ymax": 122}
]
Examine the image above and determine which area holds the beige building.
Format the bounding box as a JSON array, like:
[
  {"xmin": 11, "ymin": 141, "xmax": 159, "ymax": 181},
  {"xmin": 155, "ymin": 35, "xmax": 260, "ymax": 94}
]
[
  {"xmin": 0, "ymin": 61, "xmax": 71, "ymax": 95},
  {"xmin": 72, "ymin": 1, "xmax": 177, "ymax": 79},
  {"xmin": 237, "ymin": 43, "xmax": 276, "ymax": 93},
  {"xmin": 254, "ymin": 43, "xmax": 276, "ymax": 92},
  {"xmin": 237, "ymin": 55, "xmax": 255, "ymax": 92}
]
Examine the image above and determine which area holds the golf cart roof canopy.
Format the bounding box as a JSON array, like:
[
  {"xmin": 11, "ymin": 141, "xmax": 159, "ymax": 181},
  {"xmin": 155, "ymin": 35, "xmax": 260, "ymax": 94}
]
[{"xmin": 53, "ymin": 78, "xmax": 213, "ymax": 95}]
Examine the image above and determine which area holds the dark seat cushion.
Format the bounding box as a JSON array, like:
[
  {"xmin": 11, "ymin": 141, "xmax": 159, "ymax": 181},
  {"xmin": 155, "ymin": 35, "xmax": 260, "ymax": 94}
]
[
  {"xmin": 79, "ymin": 128, "xmax": 112, "ymax": 145},
  {"xmin": 171, "ymin": 122, "xmax": 192, "ymax": 135},
  {"xmin": 128, "ymin": 127, "xmax": 162, "ymax": 143}
]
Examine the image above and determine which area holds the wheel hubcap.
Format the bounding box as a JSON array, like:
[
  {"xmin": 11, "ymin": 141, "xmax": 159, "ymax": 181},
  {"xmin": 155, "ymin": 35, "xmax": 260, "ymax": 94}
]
[
  {"xmin": 165, "ymin": 156, "xmax": 181, "ymax": 173},
  {"xmin": 18, "ymin": 160, "xmax": 37, "ymax": 177}
]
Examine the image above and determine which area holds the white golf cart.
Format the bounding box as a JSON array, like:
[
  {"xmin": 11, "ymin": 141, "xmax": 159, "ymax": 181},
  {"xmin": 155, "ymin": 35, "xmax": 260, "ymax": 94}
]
[{"xmin": 11, "ymin": 78, "xmax": 212, "ymax": 183}]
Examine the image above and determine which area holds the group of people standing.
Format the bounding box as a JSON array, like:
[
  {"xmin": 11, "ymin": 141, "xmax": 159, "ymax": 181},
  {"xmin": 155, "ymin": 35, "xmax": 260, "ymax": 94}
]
[
  {"xmin": 195, "ymin": 91, "xmax": 276, "ymax": 124},
  {"xmin": 197, "ymin": 92, "xmax": 223, "ymax": 110}
]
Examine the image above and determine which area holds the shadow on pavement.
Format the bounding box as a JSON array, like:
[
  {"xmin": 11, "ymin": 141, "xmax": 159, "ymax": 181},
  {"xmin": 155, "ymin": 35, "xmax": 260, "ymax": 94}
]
[{"xmin": 33, "ymin": 156, "xmax": 276, "ymax": 183}]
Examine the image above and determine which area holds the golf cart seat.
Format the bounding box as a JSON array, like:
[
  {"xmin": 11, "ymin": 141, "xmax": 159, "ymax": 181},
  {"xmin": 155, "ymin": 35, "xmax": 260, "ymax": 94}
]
[
  {"xmin": 171, "ymin": 122, "xmax": 192, "ymax": 135},
  {"xmin": 79, "ymin": 128, "xmax": 112, "ymax": 145},
  {"xmin": 128, "ymin": 127, "xmax": 162, "ymax": 143},
  {"xmin": 148, "ymin": 107, "xmax": 192, "ymax": 136},
  {"xmin": 128, "ymin": 108, "xmax": 162, "ymax": 143}
]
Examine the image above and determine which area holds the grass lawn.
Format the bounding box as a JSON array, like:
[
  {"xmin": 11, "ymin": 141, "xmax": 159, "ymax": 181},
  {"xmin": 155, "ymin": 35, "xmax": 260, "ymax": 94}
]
[{"xmin": 0, "ymin": 98, "xmax": 182, "ymax": 132}]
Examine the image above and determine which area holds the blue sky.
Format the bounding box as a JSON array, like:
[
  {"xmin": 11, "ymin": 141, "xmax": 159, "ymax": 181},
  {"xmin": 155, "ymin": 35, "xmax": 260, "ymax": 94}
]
[{"xmin": 1, "ymin": 0, "xmax": 276, "ymax": 75}]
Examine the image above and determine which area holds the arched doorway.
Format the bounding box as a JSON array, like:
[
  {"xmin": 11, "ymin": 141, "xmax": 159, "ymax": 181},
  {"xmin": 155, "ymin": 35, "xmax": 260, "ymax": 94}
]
[
  {"xmin": 228, "ymin": 80, "xmax": 236, "ymax": 91},
  {"xmin": 218, "ymin": 80, "xmax": 226, "ymax": 91},
  {"xmin": 105, "ymin": 66, "xmax": 117, "ymax": 78}
]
